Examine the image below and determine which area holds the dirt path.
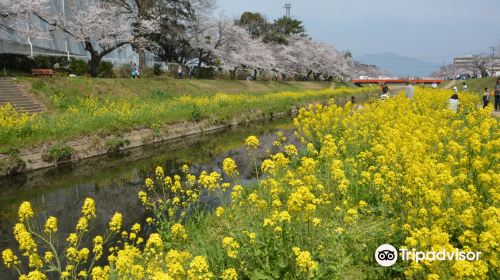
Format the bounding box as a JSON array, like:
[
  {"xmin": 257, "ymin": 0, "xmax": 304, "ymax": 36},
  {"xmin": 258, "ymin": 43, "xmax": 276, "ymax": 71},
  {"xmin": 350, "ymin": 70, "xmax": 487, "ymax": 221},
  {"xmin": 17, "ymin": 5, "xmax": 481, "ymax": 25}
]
[{"xmin": 443, "ymin": 80, "xmax": 457, "ymax": 89}]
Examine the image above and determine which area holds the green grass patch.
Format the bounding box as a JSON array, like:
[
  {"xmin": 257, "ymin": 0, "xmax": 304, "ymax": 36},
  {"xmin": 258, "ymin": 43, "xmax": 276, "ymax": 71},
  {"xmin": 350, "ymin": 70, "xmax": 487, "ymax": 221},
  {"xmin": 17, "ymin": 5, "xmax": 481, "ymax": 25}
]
[{"xmin": 0, "ymin": 78, "xmax": 373, "ymax": 150}]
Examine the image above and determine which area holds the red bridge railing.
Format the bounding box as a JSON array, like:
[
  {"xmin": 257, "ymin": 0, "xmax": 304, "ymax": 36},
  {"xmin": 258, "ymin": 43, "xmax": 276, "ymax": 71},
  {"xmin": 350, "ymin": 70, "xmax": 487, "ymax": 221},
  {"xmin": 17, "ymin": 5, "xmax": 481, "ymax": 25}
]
[{"xmin": 352, "ymin": 78, "xmax": 444, "ymax": 84}]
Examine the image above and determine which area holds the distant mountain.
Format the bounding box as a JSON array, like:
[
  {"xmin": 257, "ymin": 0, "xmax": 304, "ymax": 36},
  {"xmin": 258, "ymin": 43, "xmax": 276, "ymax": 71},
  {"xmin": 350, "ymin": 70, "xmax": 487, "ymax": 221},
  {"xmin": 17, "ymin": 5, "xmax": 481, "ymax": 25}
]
[{"xmin": 355, "ymin": 52, "xmax": 441, "ymax": 77}]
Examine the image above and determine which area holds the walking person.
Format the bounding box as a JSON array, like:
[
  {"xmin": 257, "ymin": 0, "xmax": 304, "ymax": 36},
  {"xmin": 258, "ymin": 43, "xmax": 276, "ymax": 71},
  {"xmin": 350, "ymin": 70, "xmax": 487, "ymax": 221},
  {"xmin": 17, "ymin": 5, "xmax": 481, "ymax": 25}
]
[
  {"xmin": 448, "ymin": 93, "xmax": 460, "ymax": 113},
  {"xmin": 462, "ymin": 82, "xmax": 468, "ymax": 92},
  {"xmin": 495, "ymin": 78, "xmax": 500, "ymax": 111},
  {"xmin": 135, "ymin": 65, "xmax": 140, "ymax": 79},
  {"xmin": 483, "ymin": 88, "xmax": 490, "ymax": 108},
  {"xmin": 131, "ymin": 63, "xmax": 138, "ymax": 79},
  {"xmin": 178, "ymin": 66, "xmax": 183, "ymax": 79},
  {"xmin": 405, "ymin": 82, "xmax": 414, "ymax": 99}
]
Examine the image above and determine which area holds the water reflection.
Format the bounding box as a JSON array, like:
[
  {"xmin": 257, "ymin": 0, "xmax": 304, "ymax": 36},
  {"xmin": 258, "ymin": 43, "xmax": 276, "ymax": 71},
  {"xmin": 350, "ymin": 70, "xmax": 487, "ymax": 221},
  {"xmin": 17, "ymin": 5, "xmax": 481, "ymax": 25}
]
[{"xmin": 0, "ymin": 118, "xmax": 298, "ymax": 278}]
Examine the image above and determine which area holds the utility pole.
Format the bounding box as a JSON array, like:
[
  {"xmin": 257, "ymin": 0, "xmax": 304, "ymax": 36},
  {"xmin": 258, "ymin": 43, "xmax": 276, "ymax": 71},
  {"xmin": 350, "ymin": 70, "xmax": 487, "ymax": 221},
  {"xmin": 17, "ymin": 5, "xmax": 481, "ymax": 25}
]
[
  {"xmin": 284, "ymin": 2, "xmax": 292, "ymax": 19},
  {"xmin": 490, "ymin": 46, "xmax": 495, "ymax": 77},
  {"xmin": 442, "ymin": 60, "xmax": 446, "ymax": 79}
]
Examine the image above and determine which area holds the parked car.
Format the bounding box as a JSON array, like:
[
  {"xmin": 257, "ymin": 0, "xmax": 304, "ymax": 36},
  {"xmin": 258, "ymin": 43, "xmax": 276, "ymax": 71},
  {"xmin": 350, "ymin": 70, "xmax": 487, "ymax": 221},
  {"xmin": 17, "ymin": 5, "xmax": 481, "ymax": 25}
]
[{"xmin": 457, "ymin": 74, "xmax": 471, "ymax": 80}]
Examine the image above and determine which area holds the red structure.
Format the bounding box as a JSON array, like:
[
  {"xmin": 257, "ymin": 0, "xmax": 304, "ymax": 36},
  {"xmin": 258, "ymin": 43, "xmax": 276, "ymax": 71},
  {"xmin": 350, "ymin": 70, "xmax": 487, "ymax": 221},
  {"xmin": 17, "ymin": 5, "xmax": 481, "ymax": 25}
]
[{"xmin": 352, "ymin": 79, "xmax": 444, "ymax": 85}]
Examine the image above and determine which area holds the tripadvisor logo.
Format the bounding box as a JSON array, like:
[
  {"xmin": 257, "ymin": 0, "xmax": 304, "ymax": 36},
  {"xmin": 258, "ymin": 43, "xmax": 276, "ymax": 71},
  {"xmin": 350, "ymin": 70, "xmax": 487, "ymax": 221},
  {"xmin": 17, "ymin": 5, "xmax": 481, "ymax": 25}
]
[
  {"xmin": 375, "ymin": 244, "xmax": 398, "ymax": 267},
  {"xmin": 375, "ymin": 244, "xmax": 482, "ymax": 267}
]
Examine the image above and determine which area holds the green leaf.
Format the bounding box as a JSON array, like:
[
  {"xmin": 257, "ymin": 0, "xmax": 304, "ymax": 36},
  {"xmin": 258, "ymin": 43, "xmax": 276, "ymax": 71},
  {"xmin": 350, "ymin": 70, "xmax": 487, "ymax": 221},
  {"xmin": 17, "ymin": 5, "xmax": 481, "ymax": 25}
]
[{"xmin": 251, "ymin": 269, "xmax": 272, "ymax": 280}]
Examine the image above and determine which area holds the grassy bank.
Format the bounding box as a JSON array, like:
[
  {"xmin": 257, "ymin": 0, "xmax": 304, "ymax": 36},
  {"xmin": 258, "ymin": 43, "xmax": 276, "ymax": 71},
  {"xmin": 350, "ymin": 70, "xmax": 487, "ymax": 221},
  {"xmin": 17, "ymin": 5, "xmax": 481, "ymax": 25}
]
[
  {"xmin": 442, "ymin": 77, "xmax": 499, "ymax": 93},
  {"xmin": 1, "ymin": 78, "xmax": 373, "ymax": 150}
]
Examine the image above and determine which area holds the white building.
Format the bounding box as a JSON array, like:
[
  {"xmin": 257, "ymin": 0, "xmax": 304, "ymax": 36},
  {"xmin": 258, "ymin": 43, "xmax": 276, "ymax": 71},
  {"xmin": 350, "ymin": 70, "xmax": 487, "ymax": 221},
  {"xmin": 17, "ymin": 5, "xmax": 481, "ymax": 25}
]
[{"xmin": 0, "ymin": 0, "xmax": 159, "ymax": 67}]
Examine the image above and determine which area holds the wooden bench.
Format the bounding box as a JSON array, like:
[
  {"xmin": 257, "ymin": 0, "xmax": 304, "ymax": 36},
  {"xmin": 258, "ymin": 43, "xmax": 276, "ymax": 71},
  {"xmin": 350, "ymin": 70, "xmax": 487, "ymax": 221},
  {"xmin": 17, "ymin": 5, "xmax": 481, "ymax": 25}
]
[{"xmin": 31, "ymin": 69, "xmax": 55, "ymax": 77}]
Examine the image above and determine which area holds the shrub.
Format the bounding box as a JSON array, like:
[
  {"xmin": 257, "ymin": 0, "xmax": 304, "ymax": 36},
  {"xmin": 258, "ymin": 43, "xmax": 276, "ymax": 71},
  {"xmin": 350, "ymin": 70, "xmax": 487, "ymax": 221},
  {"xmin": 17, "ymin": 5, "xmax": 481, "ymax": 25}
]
[
  {"xmin": 153, "ymin": 63, "xmax": 163, "ymax": 76},
  {"xmin": 98, "ymin": 61, "xmax": 114, "ymax": 78},
  {"xmin": 194, "ymin": 66, "xmax": 215, "ymax": 79},
  {"xmin": 0, "ymin": 54, "xmax": 70, "ymax": 73},
  {"xmin": 0, "ymin": 54, "xmax": 34, "ymax": 72},
  {"xmin": 140, "ymin": 67, "xmax": 154, "ymax": 78},
  {"xmin": 191, "ymin": 106, "xmax": 202, "ymax": 122},
  {"xmin": 69, "ymin": 59, "xmax": 88, "ymax": 76},
  {"xmin": 41, "ymin": 144, "xmax": 74, "ymax": 163},
  {"xmin": 114, "ymin": 64, "xmax": 132, "ymax": 78},
  {"xmin": 104, "ymin": 138, "xmax": 130, "ymax": 153},
  {"xmin": 0, "ymin": 150, "xmax": 26, "ymax": 176}
]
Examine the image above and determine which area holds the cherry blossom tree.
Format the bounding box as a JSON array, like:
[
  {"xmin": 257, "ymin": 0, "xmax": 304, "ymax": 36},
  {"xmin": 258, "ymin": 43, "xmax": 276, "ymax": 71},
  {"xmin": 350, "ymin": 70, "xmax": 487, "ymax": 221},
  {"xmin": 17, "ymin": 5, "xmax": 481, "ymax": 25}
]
[
  {"xmin": 1, "ymin": 0, "xmax": 161, "ymax": 76},
  {"xmin": 187, "ymin": 16, "xmax": 275, "ymax": 79},
  {"xmin": 0, "ymin": 0, "xmax": 48, "ymax": 39}
]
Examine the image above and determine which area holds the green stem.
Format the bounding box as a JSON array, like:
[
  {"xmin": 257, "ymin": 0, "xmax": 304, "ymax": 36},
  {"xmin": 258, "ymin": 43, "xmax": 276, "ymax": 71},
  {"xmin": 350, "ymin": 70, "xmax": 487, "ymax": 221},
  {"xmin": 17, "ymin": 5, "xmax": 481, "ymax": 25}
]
[{"xmin": 25, "ymin": 221, "xmax": 62, "ymax": 275}]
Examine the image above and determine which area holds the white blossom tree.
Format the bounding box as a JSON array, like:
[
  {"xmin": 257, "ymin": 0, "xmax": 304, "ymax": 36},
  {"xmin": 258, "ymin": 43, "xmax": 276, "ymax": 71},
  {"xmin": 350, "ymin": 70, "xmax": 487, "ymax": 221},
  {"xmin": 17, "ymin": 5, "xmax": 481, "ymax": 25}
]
[
  {"xmin": 0, "ymin": 0, "xmax": 49, "ymax": 39},
  {"xmin": 213, "ymin": 20, "xmax": 275, "ymax": 78},
  {"xmin": 1, "ymin": 0, "xmax": 161, "ymax": 76}
]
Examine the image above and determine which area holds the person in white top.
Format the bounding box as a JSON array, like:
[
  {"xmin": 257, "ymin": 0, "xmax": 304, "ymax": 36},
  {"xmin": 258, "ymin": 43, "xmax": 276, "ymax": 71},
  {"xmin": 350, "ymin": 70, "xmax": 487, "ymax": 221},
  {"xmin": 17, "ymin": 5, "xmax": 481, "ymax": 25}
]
[
  {"xmin": 462, "ymin": 82, "xmax": 468, "ymax": 92},
  {"xmin": 431, "ymin": 82, "xmax": 437, "ymax": 88},
  {"xmin": 178, "ymin": 66, "xmax": 183, "ymax": 79},
  {"xmin": 406, "ymin": 82, "xmax": 415, "ymax": 99},
  {"xmin": 448, "ymin": 94, "xmax": 460, "ymax": 113}
]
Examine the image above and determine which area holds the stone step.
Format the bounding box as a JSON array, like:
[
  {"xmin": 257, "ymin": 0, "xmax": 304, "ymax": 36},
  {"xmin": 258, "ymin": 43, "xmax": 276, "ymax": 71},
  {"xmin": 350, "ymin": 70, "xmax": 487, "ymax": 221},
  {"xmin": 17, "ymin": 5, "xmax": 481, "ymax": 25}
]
[
  {"xmin": 0, "ymin": 103, "xmax": 40, "ymax": 108},
  {"xmin": 13, "ymin": 107, "xmax": 44, "ymax": 113},
  {"xmin": 0, "ymin": 96, "xmax": 33, "ymax": 101},
  {"xmin": 17, "ymin": 107, "xmax": 45, "ymax": 112},
  {"xmin": 2, "ymin": 101, "xmax": 42, "ymax": 107},
  {"xmin": 0, "ymin": 88, "xmax": 24, "ymax": 91},
  {"xmin": 0, "ymin": 98, "xmax": 38, "ymax": 103},
  {"xmin": 0, "ymin": 94, "xmax": 34, "ymax": 98},
  {"xmin": 0, "ymin": 96, "xmax": 36, "ymax": 101},
  {"xmin": 0, "ymin": 88, "xmax": 23, "ymax": 91}
]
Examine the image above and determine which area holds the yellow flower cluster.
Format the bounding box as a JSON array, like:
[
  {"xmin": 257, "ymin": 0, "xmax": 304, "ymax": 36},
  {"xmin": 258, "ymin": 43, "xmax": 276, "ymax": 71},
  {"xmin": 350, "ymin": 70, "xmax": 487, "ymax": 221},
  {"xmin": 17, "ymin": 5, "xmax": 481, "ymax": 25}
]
[
  {"xmin": 109, "ymin": 212, "xmax": 123, "ymax": 233},
  {"xmin": 2, "ymin": 249, "xmax": 20, "ymax": 268},
  {"xmin": 81, "ymin": 197, "xmax": 96, "ymax": 218},
  {"xmin": 222, "ymin": 237, "xmax": 240, "ymax": 258},
  {"xmin": 222, "ymin": 158, "xmax": 239, "ymax": 177},
  {"xmin": 221, "ymin": 268, "xmax": 238, "ymax": 280},
  {"xmin": 43, "ymin": 216, "xmax": 57, "ymax": 234},
  {"xmin": 171, "ymin": 223, "xmax": 188, "ymax": 241},
  {"xmin": 18, "ymin": 201, "xmax": 34, "ymax": 222},
  {"xmin": 0, "ymin": 103, "xmax": 36, "ymax": 135},
  {"xmin": 292, "ymin": 247, "xmax": 319, "ymax": 277},
  {"xmin": 245, "ymin": 135, "xmax": 259, "ymax": 149}
]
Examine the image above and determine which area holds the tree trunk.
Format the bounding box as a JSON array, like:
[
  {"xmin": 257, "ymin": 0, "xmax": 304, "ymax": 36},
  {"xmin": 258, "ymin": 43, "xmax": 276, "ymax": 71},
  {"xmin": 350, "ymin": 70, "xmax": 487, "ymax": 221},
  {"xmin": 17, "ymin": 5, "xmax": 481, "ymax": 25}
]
[
  {"xmin": 139, "ymin": 50, "xmax": 146, "ymax": 69},
  {"xmin": 89, "ymin": 55, "xmax": 103, "ymax": 78},
  {"xmin": 233, "ymin": 66, "xmax": 238, "ymax": 80},
  {"xmin": 85, "ymin": 41, "xmax": 103, "ymax": 78},
  {"xmin": 253, "ymin": 69, "xmax": 258, "ymax": 81},
  {"xmin": 307, "ymin": 71, "xmax": 313, "ymax": 80}
]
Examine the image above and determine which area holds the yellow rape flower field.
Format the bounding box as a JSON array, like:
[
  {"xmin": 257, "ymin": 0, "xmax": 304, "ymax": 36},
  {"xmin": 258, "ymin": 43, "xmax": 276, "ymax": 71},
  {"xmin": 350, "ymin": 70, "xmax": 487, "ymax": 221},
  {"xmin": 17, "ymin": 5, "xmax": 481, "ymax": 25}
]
[{"xmin": 2, "ymin": 88, "xmax": 499, "ymax": 279}]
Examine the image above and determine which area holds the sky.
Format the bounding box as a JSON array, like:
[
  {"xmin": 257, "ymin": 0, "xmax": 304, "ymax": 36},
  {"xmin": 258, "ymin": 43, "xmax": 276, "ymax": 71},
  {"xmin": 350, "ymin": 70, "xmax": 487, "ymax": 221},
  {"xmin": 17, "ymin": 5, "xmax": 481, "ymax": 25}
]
[{"xmin": 216, "ymin": 0, "xmax": 500, "ymax": 75}]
